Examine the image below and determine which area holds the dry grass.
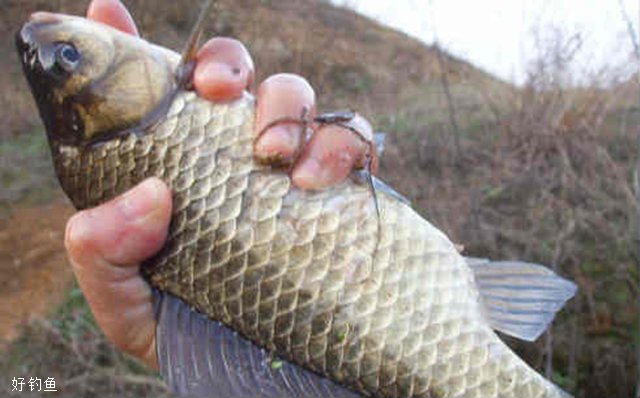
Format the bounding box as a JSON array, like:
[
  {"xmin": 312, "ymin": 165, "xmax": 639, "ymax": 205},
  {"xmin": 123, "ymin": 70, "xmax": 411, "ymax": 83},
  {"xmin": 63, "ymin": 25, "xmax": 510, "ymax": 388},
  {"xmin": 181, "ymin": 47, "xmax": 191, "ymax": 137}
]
[
  {"xmin": 0, "ymin": 299, "xmax": 170, "ymax": 397},
  {"xmin": 378, "ymin": 65, "xmax": 639, "ymax": 397},
  {"xmin": 0, "ymin": 203, "xmax": 74, "ymax": 349}
]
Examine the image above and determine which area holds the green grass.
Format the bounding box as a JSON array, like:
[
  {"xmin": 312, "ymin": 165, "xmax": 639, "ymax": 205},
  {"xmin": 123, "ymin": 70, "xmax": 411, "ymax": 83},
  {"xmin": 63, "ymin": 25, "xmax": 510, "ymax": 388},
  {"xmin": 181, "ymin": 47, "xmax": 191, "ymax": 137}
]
[
  {"xmin": 49, "ymin": 287, "xmax": 98, "ymax": 344},
  {"xmin": 0, "ymin": 131, "xmax": 62, "ymax": 213},
  {"xmin": 0, "ymin": 286, "xmax": 167, "ymax": 397}
]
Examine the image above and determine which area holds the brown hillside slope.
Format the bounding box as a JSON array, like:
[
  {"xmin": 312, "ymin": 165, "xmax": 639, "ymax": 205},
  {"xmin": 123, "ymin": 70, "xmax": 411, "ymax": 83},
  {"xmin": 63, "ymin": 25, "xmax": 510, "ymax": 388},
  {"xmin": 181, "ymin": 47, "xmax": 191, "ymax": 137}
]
[{"xmin": 0, "ymin": 0, "xmax": 504, "ymax": 139}]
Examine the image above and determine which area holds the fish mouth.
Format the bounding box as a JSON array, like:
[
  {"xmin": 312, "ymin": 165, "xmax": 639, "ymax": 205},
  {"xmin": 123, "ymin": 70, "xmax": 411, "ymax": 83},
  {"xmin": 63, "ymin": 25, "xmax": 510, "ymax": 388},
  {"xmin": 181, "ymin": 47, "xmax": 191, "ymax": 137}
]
[
  {"xmin": 16, "ymin": 28, "xmax": 40, "ymax": 71},
  {"xmin": 16, "ymin": 12, "xmax": 63, "ymax": 66},
  {"xmin": 15, "ymin": 20, "xmax": 82, "ymax": 146},
  {"xmin": 15, "ymin": 15, "xmax": 60, "ymax": 79},
  {"xmin": 16, "ymin": 25, "xmax": 56, "ymax": 140}
]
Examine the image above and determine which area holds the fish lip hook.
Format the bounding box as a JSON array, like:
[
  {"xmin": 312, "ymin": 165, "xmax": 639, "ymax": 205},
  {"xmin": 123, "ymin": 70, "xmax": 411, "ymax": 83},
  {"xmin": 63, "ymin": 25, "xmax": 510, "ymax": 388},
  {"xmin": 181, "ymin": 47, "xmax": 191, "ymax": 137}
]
[
  {"xmin": 82, "ymin": 0, "xmax": 216, "ymax": 149},
  {"xmin": 175, "ymin": 0, "xmax": 215, "ymax": 89},
  {"xmin": 293, "ymin": 108, "xmax": 384, "ymax": 255},
  {"xmin": 313, "ymin": 110, "xmax": 382, "ymax": 258}
]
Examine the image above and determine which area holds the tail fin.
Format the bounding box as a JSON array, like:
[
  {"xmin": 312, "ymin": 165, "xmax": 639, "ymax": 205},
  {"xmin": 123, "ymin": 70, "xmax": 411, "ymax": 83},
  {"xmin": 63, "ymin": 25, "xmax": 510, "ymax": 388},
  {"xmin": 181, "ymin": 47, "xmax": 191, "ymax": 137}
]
[{"xmin": 466, "ymin": 258, "xmax": 577, "ymax": 342}]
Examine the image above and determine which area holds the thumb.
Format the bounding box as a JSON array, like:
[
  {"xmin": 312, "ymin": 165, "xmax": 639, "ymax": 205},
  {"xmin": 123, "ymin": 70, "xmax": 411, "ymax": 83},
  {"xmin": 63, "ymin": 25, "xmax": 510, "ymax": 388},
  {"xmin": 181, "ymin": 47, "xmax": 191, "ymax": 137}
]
[
  {"xmin": 66, "ymin": 178, "xmax": 172, "ymax": 268},
  {"xmin": 64, "ymin": 178, "xmax": 172, "ymax": 368}
]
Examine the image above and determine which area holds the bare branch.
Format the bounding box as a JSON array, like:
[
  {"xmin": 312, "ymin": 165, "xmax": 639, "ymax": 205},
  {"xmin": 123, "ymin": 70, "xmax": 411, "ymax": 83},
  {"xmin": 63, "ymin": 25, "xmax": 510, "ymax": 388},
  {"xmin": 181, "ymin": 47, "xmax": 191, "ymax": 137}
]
[
  {"xmin": 433, "ymin": 42, "xmax": 462, "ymax": 157},
  {"xmin": 616, "ymin": 2, "xmax": 640, "ymax": 396}
]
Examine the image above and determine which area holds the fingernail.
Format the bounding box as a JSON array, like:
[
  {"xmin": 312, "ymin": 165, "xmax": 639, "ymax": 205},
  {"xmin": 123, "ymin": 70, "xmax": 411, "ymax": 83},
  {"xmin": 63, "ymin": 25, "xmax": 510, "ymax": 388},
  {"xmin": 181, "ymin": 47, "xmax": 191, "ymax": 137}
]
[
  {"xmin": 118, "ymin": 179, "xmax": 164, "ymax": 221},
  {"xmin": 292, "ymin": 157, "xmax": 330, "ymax": 189}
]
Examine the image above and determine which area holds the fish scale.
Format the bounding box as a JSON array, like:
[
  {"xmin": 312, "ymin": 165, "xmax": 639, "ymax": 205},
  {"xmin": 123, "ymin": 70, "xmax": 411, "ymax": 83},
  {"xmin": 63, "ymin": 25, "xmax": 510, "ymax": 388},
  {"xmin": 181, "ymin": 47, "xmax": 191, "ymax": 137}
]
[{"xmin": 48, "ymin": 88, "xmax": 564, "ymax": 398}]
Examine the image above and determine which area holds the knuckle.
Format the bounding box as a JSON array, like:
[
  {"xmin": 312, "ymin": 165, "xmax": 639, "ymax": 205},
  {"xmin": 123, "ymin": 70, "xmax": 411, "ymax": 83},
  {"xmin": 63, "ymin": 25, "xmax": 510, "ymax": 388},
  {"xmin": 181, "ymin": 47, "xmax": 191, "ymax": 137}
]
[
  {"xmin": 318, "ymin": 123, "xmax": 368, "ymax": 150},
  {"xmin": 313, "ymin": 123, "xmax": 371, "ymax": 170}
]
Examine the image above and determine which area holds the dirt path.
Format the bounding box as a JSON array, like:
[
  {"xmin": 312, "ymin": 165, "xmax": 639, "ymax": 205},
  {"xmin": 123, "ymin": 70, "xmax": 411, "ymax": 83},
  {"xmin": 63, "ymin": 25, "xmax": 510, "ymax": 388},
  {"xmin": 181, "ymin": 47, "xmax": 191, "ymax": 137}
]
[{"xmin": 0, "ymin": 202, "xmax": 75, "ymax": 349}]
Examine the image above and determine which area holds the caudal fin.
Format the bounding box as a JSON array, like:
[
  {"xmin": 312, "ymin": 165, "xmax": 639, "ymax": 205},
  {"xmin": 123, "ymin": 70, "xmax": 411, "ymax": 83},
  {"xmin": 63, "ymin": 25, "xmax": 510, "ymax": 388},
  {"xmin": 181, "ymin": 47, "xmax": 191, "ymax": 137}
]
[{"xmin": 466, "ymin": 258, "xmax": 577, "ymax": 342}]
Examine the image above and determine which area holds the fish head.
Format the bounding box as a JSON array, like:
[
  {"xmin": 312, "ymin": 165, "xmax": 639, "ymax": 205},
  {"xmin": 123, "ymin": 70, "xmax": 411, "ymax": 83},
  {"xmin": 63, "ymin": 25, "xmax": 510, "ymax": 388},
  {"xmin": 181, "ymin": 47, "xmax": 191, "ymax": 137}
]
[{"xmin": 16, "ymin": 12, "xmax": 179, "ymax": 147}]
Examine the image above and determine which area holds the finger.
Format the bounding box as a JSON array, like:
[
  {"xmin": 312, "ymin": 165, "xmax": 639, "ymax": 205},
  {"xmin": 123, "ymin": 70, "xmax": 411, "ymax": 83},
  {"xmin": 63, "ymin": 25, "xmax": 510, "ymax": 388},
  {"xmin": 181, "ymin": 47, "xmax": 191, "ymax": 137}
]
[
  {"xmin": 194, "ymin": 38, "xmax": 254, "ymax": 102},
  {"xmin": 65, "ymin": 178, "xmax": 172, "ymax": 369},
  {"xmin": 87, "ymin": 0, "xmax": 139, "ymax": 36},
  {"xmin": 291, "ymin": 114, "xmax": 373, "ymax": 190},
  {"xmin": 254, "ymin": 74, "xmax": 316, "ymax": 164}
]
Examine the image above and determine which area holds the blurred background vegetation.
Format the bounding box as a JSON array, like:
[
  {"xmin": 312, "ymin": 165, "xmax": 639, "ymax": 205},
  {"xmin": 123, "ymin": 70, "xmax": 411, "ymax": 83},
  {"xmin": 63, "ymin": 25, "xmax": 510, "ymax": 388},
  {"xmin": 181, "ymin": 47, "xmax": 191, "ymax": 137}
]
[{"xmin": 0, "ymin": 0, "xmax": 638, "ymax": 397}]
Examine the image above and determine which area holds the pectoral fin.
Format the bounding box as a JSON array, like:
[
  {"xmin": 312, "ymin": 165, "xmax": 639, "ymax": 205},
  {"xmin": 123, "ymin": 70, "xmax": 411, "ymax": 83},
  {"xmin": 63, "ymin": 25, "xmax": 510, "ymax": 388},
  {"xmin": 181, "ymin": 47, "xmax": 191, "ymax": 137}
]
[
  {"xmin": 153, "ymin": 290, "xmax": 361, "ymax": 397},
  {"xmin": 466, "ymin": 258, "xmax": 577, "ymax": 342}
]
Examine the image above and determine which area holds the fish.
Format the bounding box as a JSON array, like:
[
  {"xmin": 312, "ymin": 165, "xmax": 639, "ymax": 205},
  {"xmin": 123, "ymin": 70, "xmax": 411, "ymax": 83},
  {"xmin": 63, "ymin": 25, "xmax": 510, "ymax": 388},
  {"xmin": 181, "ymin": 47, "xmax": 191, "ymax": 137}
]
[{"xmin": 15, "ymin": 8, "xmax": 578, "ymax": 398}]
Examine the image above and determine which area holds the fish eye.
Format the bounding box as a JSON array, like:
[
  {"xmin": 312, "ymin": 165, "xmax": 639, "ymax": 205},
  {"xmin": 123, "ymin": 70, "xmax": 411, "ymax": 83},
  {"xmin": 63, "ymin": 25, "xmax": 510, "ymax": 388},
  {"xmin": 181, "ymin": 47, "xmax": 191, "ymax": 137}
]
[{"xmin": 54, "ymin": 43, "xmax": 80, "ymax": 72}]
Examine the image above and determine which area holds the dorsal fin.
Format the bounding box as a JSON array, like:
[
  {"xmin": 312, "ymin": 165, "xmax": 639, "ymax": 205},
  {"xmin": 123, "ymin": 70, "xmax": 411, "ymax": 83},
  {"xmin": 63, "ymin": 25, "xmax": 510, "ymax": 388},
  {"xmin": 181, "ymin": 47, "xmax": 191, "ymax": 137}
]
[{"xmin": 466, "ymin": 258, "xmax": 577, "ymax": 342}]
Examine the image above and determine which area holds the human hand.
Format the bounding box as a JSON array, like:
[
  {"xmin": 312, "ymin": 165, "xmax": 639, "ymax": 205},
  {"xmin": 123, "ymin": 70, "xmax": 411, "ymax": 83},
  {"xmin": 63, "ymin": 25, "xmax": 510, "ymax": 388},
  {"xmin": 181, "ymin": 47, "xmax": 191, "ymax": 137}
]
[{"xmin": 66, "ymin": 0, "xmax": 377, "ymax": 370}]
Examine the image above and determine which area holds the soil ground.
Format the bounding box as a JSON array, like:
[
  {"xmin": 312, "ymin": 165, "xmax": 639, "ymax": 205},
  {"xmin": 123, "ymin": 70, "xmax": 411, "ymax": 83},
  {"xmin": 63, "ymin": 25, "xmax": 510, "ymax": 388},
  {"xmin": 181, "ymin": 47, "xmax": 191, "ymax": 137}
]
[{"xmin": 0, "ymin": 202, "xmax": 74, "ymax": 349}]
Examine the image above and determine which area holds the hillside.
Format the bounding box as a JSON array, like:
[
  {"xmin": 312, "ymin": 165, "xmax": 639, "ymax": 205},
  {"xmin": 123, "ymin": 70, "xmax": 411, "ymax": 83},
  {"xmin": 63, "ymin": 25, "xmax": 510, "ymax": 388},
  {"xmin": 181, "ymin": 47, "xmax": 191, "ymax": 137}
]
[
  {"xmin": 1, "ymin": 0, "xmax": 504, "ymax": 140},
  {"xmin": 0, "ymin": 1, "xmax": 637, "ymax": 397}
]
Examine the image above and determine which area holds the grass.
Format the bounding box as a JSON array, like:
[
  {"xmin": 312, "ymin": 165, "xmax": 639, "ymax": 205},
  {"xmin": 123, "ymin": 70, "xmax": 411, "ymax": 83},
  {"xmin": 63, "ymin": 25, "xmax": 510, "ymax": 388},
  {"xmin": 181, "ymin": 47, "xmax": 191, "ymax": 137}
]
[
  {"xmin": 377, "ymin": 77, "xmax": 639, "ymax": 398},
  {"xmin": 50, "ymin": 287, "xmax": 97, "ymax": 344},
  {"xmin": 0, "ymin": 131, "xmax": 63, "ymax": 216},
  {"xmin": 0, "ymin": 286, "xmax": 168, "ymax": 397}
]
